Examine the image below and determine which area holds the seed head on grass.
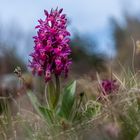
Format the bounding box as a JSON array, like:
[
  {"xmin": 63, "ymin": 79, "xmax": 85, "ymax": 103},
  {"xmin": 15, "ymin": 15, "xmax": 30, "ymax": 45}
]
[{"xmin": 29, "ymin": 8, "xmax": 72, "ymax": 82}]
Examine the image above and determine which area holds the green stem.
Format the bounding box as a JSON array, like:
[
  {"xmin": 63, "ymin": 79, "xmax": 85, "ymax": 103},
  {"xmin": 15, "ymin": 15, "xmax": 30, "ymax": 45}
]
[
  {"xmin": 73, "ymin": 93, "xmax": 84, "ymax": 121},
  {"xmin": 131, "ymin": 37, "xmax": 136, "ymax": 74},
  {"xmin": 45, "ymin": 83, "xmax": 50, "ymax": 109},
  {"xmin": 55, "ymin": 75, "xmax": 60, "ymax": 108}
]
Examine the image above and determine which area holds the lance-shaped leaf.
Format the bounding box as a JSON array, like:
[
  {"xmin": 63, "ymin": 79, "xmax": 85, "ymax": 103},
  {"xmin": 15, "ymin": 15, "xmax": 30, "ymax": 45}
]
[
  {"xmin": 27, "ymin": 91, "xmax": 53, "ymax": 125},
  {"xmin": 39, "ymin": 106, "xmax": 54, "ymax": 124},
  {"xmin": 27, "ymin": 91, "xmax": 42, "ymax": 116},
  {"xmin": 57, "ymin": 80, "xmax": 76, "ymax": 120}
]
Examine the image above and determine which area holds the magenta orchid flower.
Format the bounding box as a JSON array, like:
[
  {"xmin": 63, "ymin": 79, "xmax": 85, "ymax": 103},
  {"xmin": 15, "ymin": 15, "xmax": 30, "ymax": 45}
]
[{"xmin": 29, "ymin": 8, "xmax": 72, "ymax": 82}]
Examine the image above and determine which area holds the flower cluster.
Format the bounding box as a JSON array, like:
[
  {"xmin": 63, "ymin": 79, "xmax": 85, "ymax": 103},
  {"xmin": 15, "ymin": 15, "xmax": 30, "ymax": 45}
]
[
  {"xmin": 29, "ymin": 8, "xmax": 72, "ymax": 82},
  {"xmin": 101, "ymin": 79, "xmax": 118, "ymax": 95}
]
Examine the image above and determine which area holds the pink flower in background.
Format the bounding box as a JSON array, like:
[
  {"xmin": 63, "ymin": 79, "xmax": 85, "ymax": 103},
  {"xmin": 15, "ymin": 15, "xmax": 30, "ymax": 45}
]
[
  {"xmin": 29, "ymin": 8, "xmax": 72, "ymax": 82},
  {"xmin": 100, "ymin": 79, "xmax": 118, "ymax": 95}
]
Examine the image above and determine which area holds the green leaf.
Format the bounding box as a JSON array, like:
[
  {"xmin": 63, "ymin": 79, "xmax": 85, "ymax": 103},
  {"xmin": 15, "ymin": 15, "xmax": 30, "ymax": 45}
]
[
  {"xmin": 39, "ymin": 106, "xmax": 54, "ymax": 124},
  {"xmin": 27, "ymin": 91, "xmax": 42, "ymax": 117},
  {"xmin": 57, "ymin": 80, "xmax": 76, "ymax": 120},
  {"xmin": 28, "ymin": 91, "xmax": 54, "ymax": 125}
]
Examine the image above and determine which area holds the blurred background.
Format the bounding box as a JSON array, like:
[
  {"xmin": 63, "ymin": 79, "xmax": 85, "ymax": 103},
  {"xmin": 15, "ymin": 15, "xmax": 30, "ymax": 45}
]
[{"xmin": 0, "ymin": 0, "xmax": 140, "ymax": 94}]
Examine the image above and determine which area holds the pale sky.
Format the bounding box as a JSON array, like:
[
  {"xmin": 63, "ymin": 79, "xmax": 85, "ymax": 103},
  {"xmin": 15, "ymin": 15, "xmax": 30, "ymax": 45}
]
[
  {"xmin": 0, "ymin": 0, "xmax": 125, "ymax": 32},
  {"xmin": 0, "ymin": 0, "xmax": 140, "ymax": 57}
]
